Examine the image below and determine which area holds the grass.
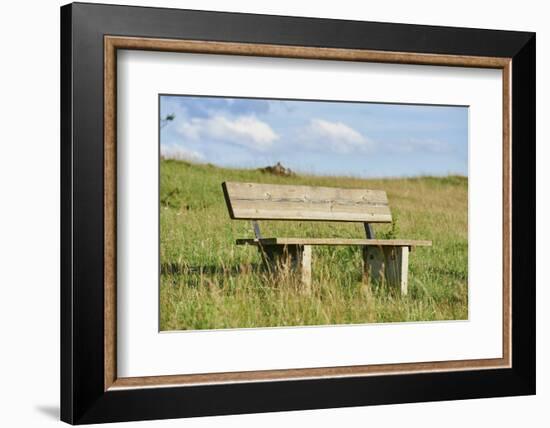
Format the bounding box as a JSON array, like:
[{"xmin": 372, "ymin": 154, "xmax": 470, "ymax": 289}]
[{"xmin": 160, "ymin": 159, "xmax": 468, "ymax": 331}]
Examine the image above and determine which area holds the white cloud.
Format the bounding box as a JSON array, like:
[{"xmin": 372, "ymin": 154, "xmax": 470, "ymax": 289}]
[
  {"xmin": 305, "ymin": 119, "xmax": 373, "ymax": 153},
  {"xmin": 161, "ymin": 144, "xmax": 205, "ymax": 162},
  {"xmin": 177, "ymin": 115, "xmax": 278, "ymax": 150}
]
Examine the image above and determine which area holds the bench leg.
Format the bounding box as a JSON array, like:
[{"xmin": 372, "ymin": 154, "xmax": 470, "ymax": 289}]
[
  {"xmin": 362, "ymin": 246, "xmax": 385, "ymax": 286},
  {"xmin": 300, "ymin": 245, "xmax": 312, "ymax": 294},
  {"xmin": 259, "ymin": 244, "xmax": 312, "ymax": 293},
  {"xmin": 363, "ymin": 245, "xmax": 409, "ymax": 295},
  {"xmin": 384, "ymin": 246, "xmax": 409, "ymax": 295}
]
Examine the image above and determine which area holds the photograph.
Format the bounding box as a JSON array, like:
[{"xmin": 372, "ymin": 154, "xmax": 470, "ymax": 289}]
[{"xmin": 159, "ymin": 94, "xmax": 469, "ymax": 331}]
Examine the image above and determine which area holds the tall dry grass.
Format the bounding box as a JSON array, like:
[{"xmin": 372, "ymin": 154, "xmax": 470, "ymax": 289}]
[{"xmin": 160, "ymin": 160, "xmax": 468, "ymax": 330}]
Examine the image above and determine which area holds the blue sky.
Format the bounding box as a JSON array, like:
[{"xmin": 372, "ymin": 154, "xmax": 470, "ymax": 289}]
[{"xmin": 160, "ymin": 95, "xmax": 468, "ymax": 178}]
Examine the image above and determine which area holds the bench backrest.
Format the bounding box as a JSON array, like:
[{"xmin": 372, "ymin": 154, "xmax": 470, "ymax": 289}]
[{"xmin": 222, "ymin": 181, "xmax": 392, "ymax": 223}]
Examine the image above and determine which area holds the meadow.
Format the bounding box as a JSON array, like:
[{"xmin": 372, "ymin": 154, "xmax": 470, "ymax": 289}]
[{"xmin": 160, "ymin": 159, "xmax": 468, "ymax": 331}]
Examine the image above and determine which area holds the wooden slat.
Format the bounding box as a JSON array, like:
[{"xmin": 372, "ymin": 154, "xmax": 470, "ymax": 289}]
[
  {"xmin": 301, "ymin": 245, "xmax": 312, "ymax": 293},
  {"xmin": 223, "ymin": 182, "xmax": 392, "ymax": 223},
  {"xmin": 237, "ymin": 238, "xmax": 432, "ymax": 247},
  {"xmin": 399, "ymin": 247, "xmax": 409, "ymax": 295}
]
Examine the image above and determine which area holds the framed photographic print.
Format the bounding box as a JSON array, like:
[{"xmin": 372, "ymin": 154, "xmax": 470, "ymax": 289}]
[{"xmin": 60, "ymin": 2, "xmax": 535, "ymax": 424}]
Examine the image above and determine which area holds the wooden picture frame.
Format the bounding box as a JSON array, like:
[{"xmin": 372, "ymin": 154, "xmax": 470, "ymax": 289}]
[{"xmin": 61, "ymin": 2, "xmax": 535, "ymax": 424}]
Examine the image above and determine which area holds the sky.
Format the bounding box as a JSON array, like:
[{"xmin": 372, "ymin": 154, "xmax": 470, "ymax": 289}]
[{"xmin": 159, "ymin": 95, "xmax": 468, "ymax": 178}]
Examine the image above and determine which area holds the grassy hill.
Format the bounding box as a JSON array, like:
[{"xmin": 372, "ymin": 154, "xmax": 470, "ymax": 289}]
[{"xmin": 160, "ymin": 159, "xmax": 468, "ymax": 331}]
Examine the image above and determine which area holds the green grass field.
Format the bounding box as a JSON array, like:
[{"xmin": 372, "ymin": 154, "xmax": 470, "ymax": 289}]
[{"xmin": 160, "ymin": 159, "xmax": 468, "ymax": 331}]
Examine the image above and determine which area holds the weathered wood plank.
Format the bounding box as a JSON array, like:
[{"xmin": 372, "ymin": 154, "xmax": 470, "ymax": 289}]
[
  {"xmin": 224, "ymin": 181, "xmax": 389, "ymax": 203},
  {"xmin": 229, "ymin": 207, "xmax": 392, "ymax": 223},
  {"xmin": 399, "ymin": 247, "xmax": 409, "ymax": 295},
  {"xmin": 301, "ymin": 245, "xmax": 312, "ymax": 294},
  {"xmin": 363, "ymin": 246, "xmax": 385, "ymax": 286},
  {"xmin": 237, "ymin": 238, "xmax": 432, "ymax": 247},
  {"xmin": 363, "ymin": 245, "xmax": 410, "ymax": 294},
  {"xmin": 231, "ymin": 200, "xmax": 391, "ymax": 214},
  {"xmin": 384, "ymin": 247, "xmax": 399, "ymax": 287},
  {"xmin": 223, "ymin": 181, "xmax": 392, "ymax": 223},
  {"xmin": 259, "ymin": 244, "xmax": 312, "ymax": 292}
]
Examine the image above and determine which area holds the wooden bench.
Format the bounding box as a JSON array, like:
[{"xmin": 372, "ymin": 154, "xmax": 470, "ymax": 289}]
[{"xmin": 222, "ymin": 181, "xmax": 431, "ymax": 294}]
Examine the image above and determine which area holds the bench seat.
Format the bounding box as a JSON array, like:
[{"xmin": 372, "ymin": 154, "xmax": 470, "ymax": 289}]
[{"xmin": 237, "ymin": 238, "xmax": 432, "ymax": 247}]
